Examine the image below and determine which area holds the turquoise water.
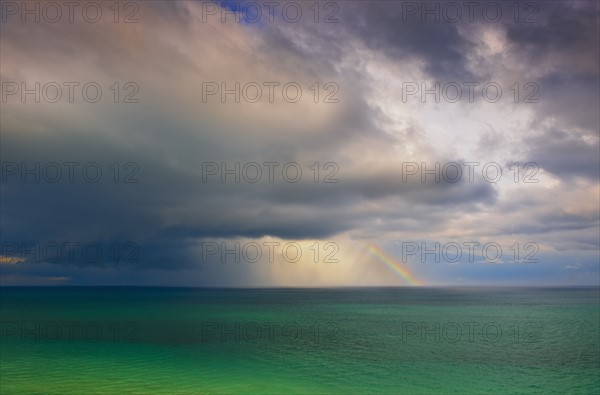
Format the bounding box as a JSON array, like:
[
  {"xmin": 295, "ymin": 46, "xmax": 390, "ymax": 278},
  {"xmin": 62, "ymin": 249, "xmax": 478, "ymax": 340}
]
[{"xmin": 1, "ymin": 287, "xmax": 599, "ymax": 394}]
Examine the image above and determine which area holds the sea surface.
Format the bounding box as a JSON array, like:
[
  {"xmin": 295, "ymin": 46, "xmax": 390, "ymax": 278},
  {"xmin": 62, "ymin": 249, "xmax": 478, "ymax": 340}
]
[{"xmin": 1, "ymin": 287, "xmax": 598, "ymax": 394}]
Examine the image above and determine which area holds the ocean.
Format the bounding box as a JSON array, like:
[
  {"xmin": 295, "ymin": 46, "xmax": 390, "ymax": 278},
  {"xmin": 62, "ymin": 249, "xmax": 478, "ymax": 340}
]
[{"xmin": 1, "ymin": 287, "xmax": 598, "ymax": 394}]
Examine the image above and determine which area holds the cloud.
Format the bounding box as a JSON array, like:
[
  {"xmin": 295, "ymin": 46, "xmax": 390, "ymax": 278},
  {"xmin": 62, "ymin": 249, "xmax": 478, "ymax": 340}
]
[
  {"xmin": 524, "ymin": 127, "xmax": 600, "ymax": 181},
  {"xmin": 1, "ymin": 1, "xmax": 598, "ymax": 285}
]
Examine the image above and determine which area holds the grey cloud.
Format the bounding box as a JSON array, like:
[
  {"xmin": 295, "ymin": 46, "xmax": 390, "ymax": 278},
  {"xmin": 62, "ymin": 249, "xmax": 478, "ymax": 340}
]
[{"xmin": 525, "ymin": 127, "xmax": 599, "ymax": 181}]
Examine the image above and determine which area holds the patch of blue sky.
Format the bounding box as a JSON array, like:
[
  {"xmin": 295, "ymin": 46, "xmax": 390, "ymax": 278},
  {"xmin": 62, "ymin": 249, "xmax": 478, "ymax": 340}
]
[{"xmin": 217, "ymin": 0, "xmax": 273, "ymax": 27}]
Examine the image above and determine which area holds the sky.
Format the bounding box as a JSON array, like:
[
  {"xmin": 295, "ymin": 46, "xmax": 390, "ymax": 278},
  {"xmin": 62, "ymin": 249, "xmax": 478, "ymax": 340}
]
[{"xmin": 0, "ymin": 0, "xmax": 598, "ymax": 286}]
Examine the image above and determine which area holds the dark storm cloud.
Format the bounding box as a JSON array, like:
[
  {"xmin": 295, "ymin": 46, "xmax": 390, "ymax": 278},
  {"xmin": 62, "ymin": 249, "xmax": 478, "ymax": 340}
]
[
  {"xmin": 503, "ymin": 0, "xmax": 599, "ymax": 69},
  {"xmin": 336, "ymin": 1, "xmax": 476, "ymax": 81},
  {"xmin": 524, "ymin": 127, "xmax": 600, "ymax": 181},
  {"xmin": 1, "ymin": 114, "xmax": 498, "ymax": 270},
  {"xmin": 502, "ymin": 0, "xmax": 599, "ymax": 132},
  {"xmin": 499, "ymin": 210, "xmax": 600, "ymax": 236},
  {"xmin": 533, "ymin": 72, "xmax": 600, "ymax": 134}
]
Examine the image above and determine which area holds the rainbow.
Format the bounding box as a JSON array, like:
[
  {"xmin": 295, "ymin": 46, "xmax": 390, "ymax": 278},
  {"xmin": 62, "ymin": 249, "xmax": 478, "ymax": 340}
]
[{"xmin": 364, "ymin": 243, "xmax": 423, "ymax": 286}]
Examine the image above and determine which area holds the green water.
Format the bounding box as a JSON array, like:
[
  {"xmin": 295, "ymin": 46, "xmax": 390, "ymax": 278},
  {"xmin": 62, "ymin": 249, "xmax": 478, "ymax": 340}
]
[{"xmin": 1, "ymin": 287, "xmax": 598, "ymax": 394}]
